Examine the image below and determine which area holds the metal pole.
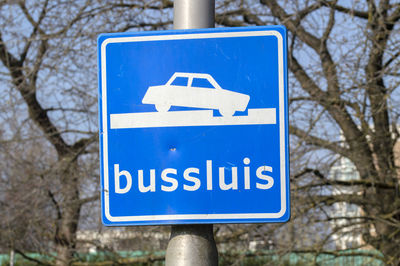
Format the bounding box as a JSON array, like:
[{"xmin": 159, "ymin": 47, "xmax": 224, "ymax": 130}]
[
  {"xmin": 10, "ymin": 249, "xmax": 14, "ymax": 266},
  {"xmin": 165, "ymin": 1, "xmax": 217, "ymax": 265},
  {"xmin": 165, "ymin": 224, "xmax": 218, "ymax": 266},
  {"xmin": 173, "ymin": 0, "xmax": 215, "ymax": 29}
]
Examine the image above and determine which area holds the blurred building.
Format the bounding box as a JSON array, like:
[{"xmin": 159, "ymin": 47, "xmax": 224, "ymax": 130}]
[
  {"xmin": 329, "ymin": 134, "xmax": 400, "ymax": 250},
  {"xmin": 329, "ymin": 156, "xmax": 363, "ymax": 249}
]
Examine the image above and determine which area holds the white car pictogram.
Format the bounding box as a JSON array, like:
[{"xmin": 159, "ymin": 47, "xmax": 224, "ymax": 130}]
[{"xmin": 142, "ymin": 72, "xmax": 250, "ymax": 117}]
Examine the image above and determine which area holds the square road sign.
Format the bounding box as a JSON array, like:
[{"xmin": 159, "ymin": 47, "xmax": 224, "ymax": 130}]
[{"xmin": 98, "ymin": 26, "xmax": 290, "ymax": 225}]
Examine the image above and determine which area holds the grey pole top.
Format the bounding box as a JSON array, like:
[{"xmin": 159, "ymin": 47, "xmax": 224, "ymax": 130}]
[{"xmin": 173, "ymin": 0, "xmax": 215, "ymax": 29}]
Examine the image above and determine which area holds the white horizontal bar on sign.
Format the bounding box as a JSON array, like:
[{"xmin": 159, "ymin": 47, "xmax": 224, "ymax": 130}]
[
  {"xmin": 110, "ymin": 108, "xmax": 276, "ymax": 129},
  {"xmin": 111, "ymin": 110, "xmax": 212, "ymax": 129}
]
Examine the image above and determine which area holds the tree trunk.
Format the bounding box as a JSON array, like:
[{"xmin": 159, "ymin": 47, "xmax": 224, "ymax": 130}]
[
  {"xmin": 364, "ymin": 189, "xmax": 400, "ymax": 265},
  {"xmin": 54, "ymin": 158, "xmax": 81, "ymax": 266}
]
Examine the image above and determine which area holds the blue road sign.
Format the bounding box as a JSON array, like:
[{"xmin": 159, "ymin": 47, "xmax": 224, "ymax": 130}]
[{"xmin": 98, "ymin": 26, "xmax": 289, "ymax": 226}]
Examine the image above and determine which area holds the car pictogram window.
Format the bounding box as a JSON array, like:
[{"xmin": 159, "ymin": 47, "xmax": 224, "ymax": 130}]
[
  {"xmin": 171, "ymin": 76, "xmax": 188, "ymax": 86},
  {"xmin": 192, "ymin": 78, "xmax": 214, "ymax": 88}
]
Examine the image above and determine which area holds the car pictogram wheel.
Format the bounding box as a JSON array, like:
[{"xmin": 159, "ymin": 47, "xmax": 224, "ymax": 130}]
[
  {"xmin": 155, "ymin": 104, "xmax": 171, "ymax": 112},
  {"xmin": 219, "ymin": 106, "xmax": 235, "ymax": 117}
]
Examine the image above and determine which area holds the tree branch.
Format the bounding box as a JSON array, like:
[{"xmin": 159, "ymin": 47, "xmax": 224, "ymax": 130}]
[
  {"xmin": 0, "ymin": 32, "xmax": 69, "ymax": 156},
  {"xmin": 298, "ymin": 178, "xmax": 396, "ymax": 190},
  {"xmin": 290, "ymin": 125, "xmax": 350, "ymax": 157},
  {"xmin": 78, "ymin": 194, "xmax": 100, "ymax": 206},
  {"xmin": 305, "ymin": 194, "xmax": 368, "ymax": 208},
  {"xmin": 14, "ymin": 249, "xmax": 52, "ymax": 266},
  {"xmin": 71, "ymin": 133, "xmax": 98, "ymax": 155},
  {"xmin": 388, "ymin": 4, "xmax": 400, "ymax": 23},
  {"xmin": 364, "ymin": 0, "xmax": 396, "ymax": 182},
  {"xmin": 260, "ymin": 0, "xmax": 321, "ymax": 50},
  {"xmin": 19, "ymin": 0, "xmax": 49, "ymax": 63},
  {"xmin": 320, "ymin": 1, "xmax": 369, "ymax": 19}
]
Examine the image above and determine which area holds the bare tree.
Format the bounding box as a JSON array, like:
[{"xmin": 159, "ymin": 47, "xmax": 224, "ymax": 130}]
[
  {"xmin": 214, "ymin": 0, "xmax": 400, "ymax": 264},
  {"xmin": 0, "ymin": 1, "xmax": 173, "ymax": 265}
]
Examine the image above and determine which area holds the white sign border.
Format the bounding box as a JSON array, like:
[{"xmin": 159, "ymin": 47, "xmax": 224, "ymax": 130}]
[{"xmin": 100, "ymin": 29, "xmax": 287, "ymax": 223}]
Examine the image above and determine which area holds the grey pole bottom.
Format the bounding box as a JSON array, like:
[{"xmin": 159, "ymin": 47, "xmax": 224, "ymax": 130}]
[{"xmin": 165, "ymin": 224, "xmax": 218, "ymax": 266}]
